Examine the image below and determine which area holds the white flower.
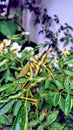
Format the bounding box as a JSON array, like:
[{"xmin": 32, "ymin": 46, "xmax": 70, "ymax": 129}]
[
  {"xmin": 4, "ymin": 48, "xmax": 8, "ymax": 53},
  {"xmin": 21, "ymin": 32, "xmax": 30, "ymax": 39},
  {"xmin": 3, "ymin": 39, "xmax": 11, "ymax": 46},
  {"xmin": 24, "ymin": 46, "xmax": 33, "ymax": 51},
  {"xmin": 22, "ymin": 32, "xmax": 30, "ymax": 36},
  {"xmin": 10, "ymin": 42, "xmax": 21, "ymax": 51},
  {"xmin": 16, "ymin": 52, "xmax": 22, "ymax": 58},
  {"xmin": 10, "ymin": 42, "xmax": 22, "ymax": 58},
  {"xmin": 24, "ymin": 46, "xmax": 34, "ymax": 56}
]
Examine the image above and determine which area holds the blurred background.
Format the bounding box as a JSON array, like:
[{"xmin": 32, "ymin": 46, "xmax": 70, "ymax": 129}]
[{"xmin": 0, "ymin": 0, "xmax": 73, "ymax": 50}]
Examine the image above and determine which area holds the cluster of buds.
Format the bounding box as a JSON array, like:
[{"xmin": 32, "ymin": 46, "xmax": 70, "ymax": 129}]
[
  {"xmin": 0, "ymin": 39, "xmax": 22, "ymax": 58},
  {"xmin": 60, "ymin": 48, "xmax": 70, "ymax": 56},
  {"xmin": 0, "ymin": 39, "xmax": 11, "ymax": 53}
]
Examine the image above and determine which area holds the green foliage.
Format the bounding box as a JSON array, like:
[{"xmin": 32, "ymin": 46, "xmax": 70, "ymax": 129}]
[
  {"xmin": 0, "ymin": 100, "xmax": 14, "ymax": 115},
  {"xmin": 50, "ymin": 122, "xmax": 64, "ymax": 130},
  {"xmin": 0, "ymin": 35, "xmax": 73, "ymax": 129},
  {"xmin": 13, "ymin": 105, "xmax": 26, "ymax": 130},
  {"xmin": 64, "ymin": 110, "xmax": 73, "ymax": 130},
  {"xmin": 0, "ymin": 20, "xmax": 18, "ymax": 38}
]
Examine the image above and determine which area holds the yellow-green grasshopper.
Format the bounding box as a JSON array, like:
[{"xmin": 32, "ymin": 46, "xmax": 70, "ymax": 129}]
[{"xmin": 18, "ymin": 45, "xmax": 54, "ymax": 81}]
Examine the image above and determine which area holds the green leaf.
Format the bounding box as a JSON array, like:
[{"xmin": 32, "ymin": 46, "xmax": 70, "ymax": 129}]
[
  {"xmin": 65, "ymin": 80, "xmax": 70, "ymax": 93},
  {"xmin": 0, "ymin": 21, "xmax": 18, "ymax": 38},
  {"xmin": 59, "ymin": 94, "xmax": 72, "ymax": 115},
  {"xmin": 0, "ymin": 114, "xmax": 10, "ymax": 125},
  {"xmin": 5, "ymin": 70, "xmax": 10, "ymax": 77},
  {"xmin": 7, "ymin": 114, "xmax": 13, "ymax": 124},
  {"xmin": 13, "ymin": 101, "xmax": 22, "ymax": 116},
  {"xmin": 68, "ymin": 52, "xmax": 73, "ymax": 59},
  {"xmin": 65, "ymin": 95, "xmax": 71, "ymax": 115},
  {"xmin": 0, "ymin": 59, "xmax": 8, "ymax": 67},
  {"xmin": 4, "ymin": 70, "xmax": 13, "ymax": 83},
  {"xmin": 45, "ymin": 79, "xmax": 50, "ymax": 89},
  {"xmin": 0, "ymin": 100, "xmax": 14, "ymax": 115},
  {"xmin": 45, "ymin": 91, "xmax": 54, "ymax": 110},
  {"xmin": 14, "ymin": 77, "xmax": 29, "ymax": 84},
  {"xmin": 49, "ymin": 82, "xmax": 58, "ymax": 91},
  {"xmin": 28, "ymin": 120, "xmax": 39, "ymax": 127},
  {"xmin": 39, "ymin": 113, "xmax": 44, "ymax": 121},
  {"xmin": 37, "ymin": 125, "xmax": 44, "ymax": 130},
  {"xmin": 5, "ymin": 76, "xmax": 15, "ymax": 83},
  {"xmin": 50, "ymin": 122, "xmax": 64, "ymax": 130},
  {"xmin": 59, "ymin": 96, "xmax": 65, "ymax": 113},
  {"xmin": 12, "ymin": 105, "xmax": 25, "ymax": 130},
  {"xmin": 64, "ymin": 58, "xmax": 73, "ymax": 65},
  {"xmin": 53, "ymin": 93, "xmax": 60, "ymax": 106},
  {"xmin": 58, "ymin": 58, "xmax": 63, "ymax": 69},
  {"xmin": 64, "ymin": 70, "xmax": 73, "ymax": 77},
  {"xmin": 24, "ymin": 102, "xmax": 28, "ymax": 130},
  {"xmin": 54, "ymin": 80, "xmax": 63, "ymax": 89},
  {"xmin": 0, "ymin": 83, "xmax": 13, "ymax": 92},
  {"xmin": 45, "ymin": 111, "xmax": 58, "ymax": 126},
  {"xmin": 0, "ymin": 122, "xmax": 2, "ymax": 128},
  {"xmin": 64, "ymin": 127, "xmax": 69, "ymax": 130}
]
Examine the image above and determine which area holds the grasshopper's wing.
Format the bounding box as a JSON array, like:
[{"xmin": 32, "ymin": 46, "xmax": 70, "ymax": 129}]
[{"xmin": 18, "ymin": 62, "xmax": 30, "ymax": 78}]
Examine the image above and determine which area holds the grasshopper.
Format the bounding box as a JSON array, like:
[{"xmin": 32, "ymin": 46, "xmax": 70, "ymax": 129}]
[{"xmin": 18, "ymin": 45, "xmax": 54, "ymax": 81}]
